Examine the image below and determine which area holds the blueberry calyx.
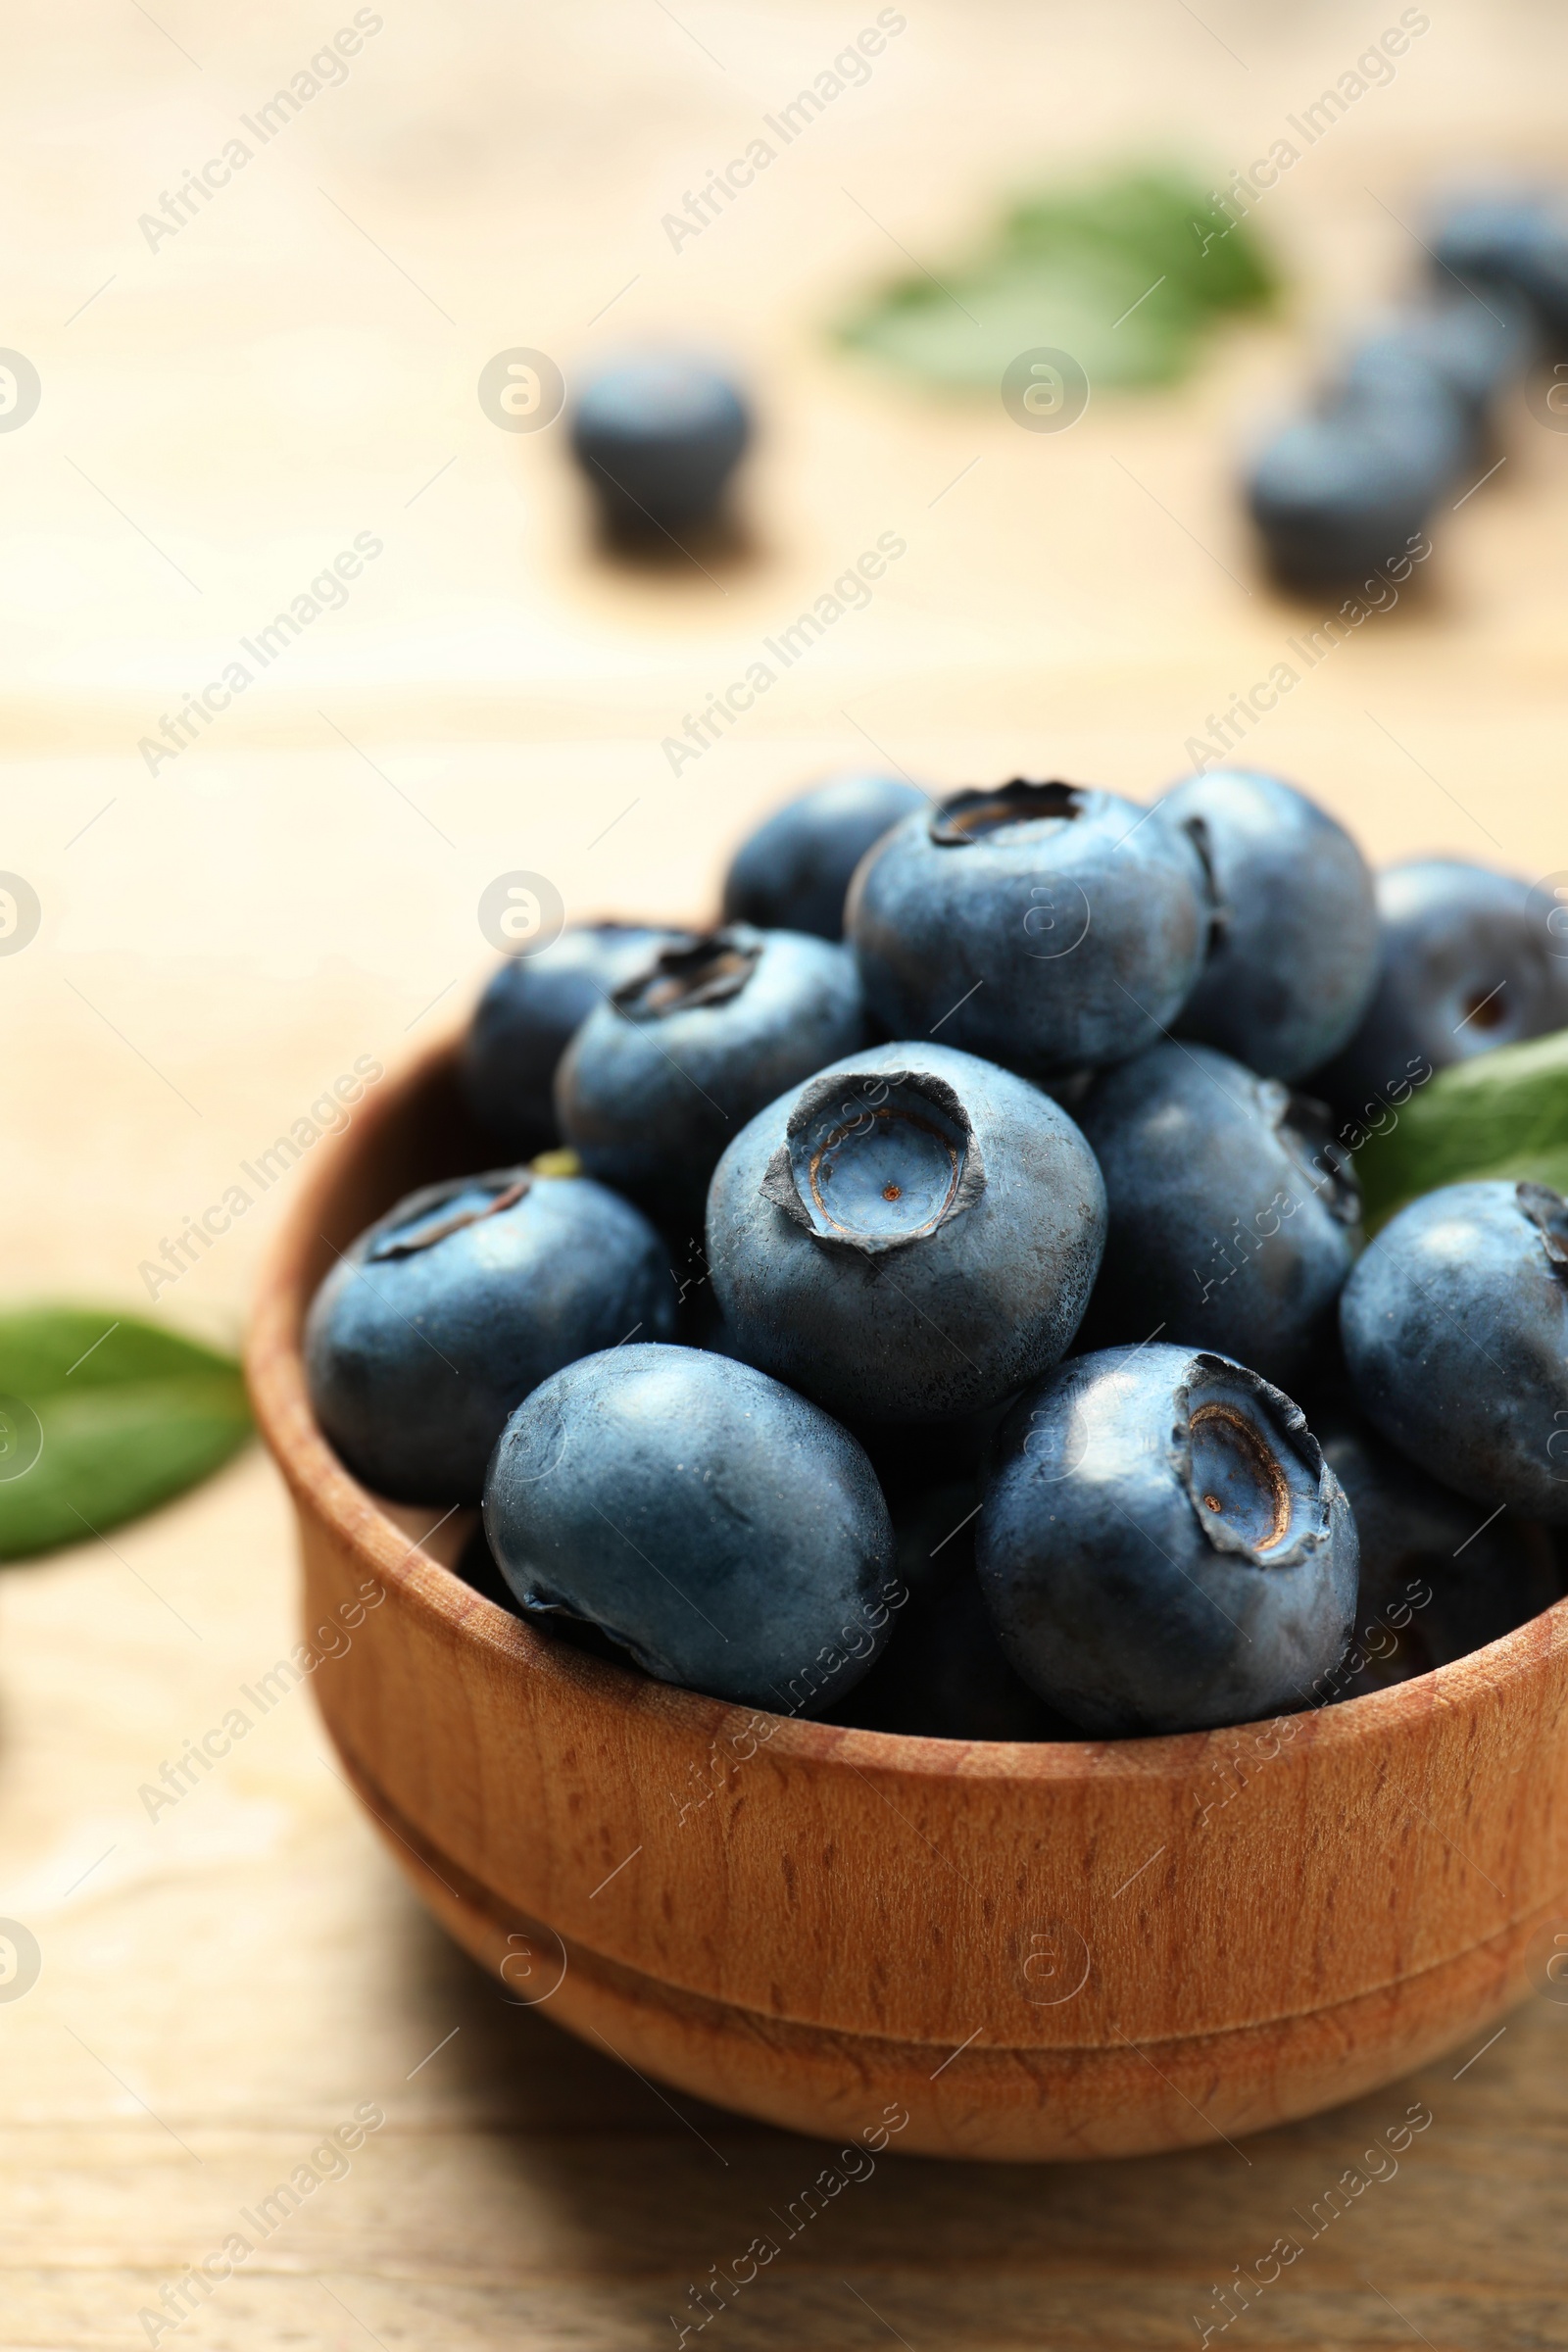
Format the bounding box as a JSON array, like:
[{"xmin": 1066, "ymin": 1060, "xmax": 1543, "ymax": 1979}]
[
  {"xmin": 759, "ymin": 1066, "xmax": 987, "ymax": 1255},
  {"xmin": 367, "ymin": 1170, "xmax": 530, "ymax": 1261},
  {"xmin": 1516, "ymin": 1178, "xmax": 1568, "ymax": 1272},
  {"xmin": 1175, "ymin": 1354, "xmax": 1331, "ymax": 1568},
  {"xmin": 612, "ymin": 929, "xmax": 756, "ymax": 1022},
  {"xmin": 929, "ymin": 778, "xmax": 1085, "ymax": 846}
]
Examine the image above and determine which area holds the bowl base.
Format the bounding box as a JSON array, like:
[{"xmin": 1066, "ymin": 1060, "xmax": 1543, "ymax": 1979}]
[{"xmin": 333, "ymin": 1726, "xmax": 1531, "ymax": 2163}]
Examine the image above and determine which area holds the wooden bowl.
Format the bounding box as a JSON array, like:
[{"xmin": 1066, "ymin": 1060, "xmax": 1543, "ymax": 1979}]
[{"xmin": 246, "ymin": 1035, "xmax": 1568, "ymax": 2162}]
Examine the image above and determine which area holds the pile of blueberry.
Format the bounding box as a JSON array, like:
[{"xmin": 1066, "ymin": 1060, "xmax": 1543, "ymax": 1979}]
[
  {"xmin": 306, "ymin": 768, "xmax": 1568, "ymax": 1740},
  {"xmin": 1247, "ymin": 186, "xmax": 1568, "ymax": 586}
]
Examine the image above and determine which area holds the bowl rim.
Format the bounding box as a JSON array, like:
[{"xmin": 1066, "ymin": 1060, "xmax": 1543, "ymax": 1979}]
[{"xmin": 246, "ymin": 1022, "xmax": 1568, "ymax": 1788}]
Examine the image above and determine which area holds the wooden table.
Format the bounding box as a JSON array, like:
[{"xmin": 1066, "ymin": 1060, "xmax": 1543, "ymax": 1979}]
[{"xmin": 4, "ymin": 0, "xmax": 1568, "ymax": 2341}]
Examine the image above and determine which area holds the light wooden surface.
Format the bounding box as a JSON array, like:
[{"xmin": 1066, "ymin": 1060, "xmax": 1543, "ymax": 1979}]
[{"xmin": 6, "ymin": 0, "xmax": 1568, "ymax": 2340}]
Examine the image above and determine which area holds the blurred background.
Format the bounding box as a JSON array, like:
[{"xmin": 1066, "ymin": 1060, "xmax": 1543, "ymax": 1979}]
[{"xmin": 5, "ymin": 2, "xmax": 1568, "ymax": 2341}]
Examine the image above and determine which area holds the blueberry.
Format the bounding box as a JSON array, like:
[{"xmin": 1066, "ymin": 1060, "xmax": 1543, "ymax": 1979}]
[
  {"xmin": 721, "ymin": 773, "xmax": 928, "ymax": 940},
  {"xmin": 1430, "ymin": 189, "xmax": 1568, "ymax": 352},
  {"xmin": 1317, "ymin": 1409, "xmax": 1560, "ymax": 1697},
  {"xmin": 706, "ymin": 1039, "xmax": 1106, "ymax": 1422},
  {"xmin": 305, "ymin": 1164, "xmax": 676, "ymax": 1503},
  {"xmin": 1245, "ymin": 387, "xmax": 1467, "ymax": 589},
  {"xmin": 1340, "ymin": 1178, "xmax": 1568, "ymax": 1523},
  {"xmin": 569, "ymin": 353, "xmax": 751, "ymax": 537},
  {"xmin": 1340, "ymin": 296, "xmax": 1535, "ymax": 434},
  {"xmin": 1078, "ymin": 1042, "xmax": 1361, "ymax": 1389},
  {"xmin": 483, "ymin": 1343, "xmax": 897, "ymax": 1713},
  {"xmin": 1312, "ymin": 859, "xmax": 1568, "ymax": 1113},
  {"xmin": 1161, "ymin": 768, "xmax": 1379, "ymax": 1080},
  {"xmin": 976, "ymin": 1346, "xmax": 1358, "ymax": 1736},
  {"xmin": 462, "ymin": 922, "xmax": 678, "ymax": 1156},
  {"xmin": 556, "ymin": 924, "xmax": 867, "ymax": 1229},
  {"xmin": 847, "ymin": 778, "xmax": 1210, "ymax": 1078},
  {"xmin": 454, "ymin": 1518, "xmax": 632, "ymax": 1661}
]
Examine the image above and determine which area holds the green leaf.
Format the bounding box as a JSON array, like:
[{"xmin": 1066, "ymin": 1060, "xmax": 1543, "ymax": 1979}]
[
  {"xmin": 1001, "ymin": 169, "xmax": 1277, "ymax": 313},
  {"xmin": 838, "ymin": 251, "xmax": 1200, "ymax": 392},
  {"xmin": 833, "ymin": 164, "xmax": 1277, "ymax": 396},
  {"xmin": 0, "ymin": 1308, "xmax": 251, "ymax": 1561},
  {"xmin": 1355, "ymin": 1029, "xmax": 1568, "ymax": 1229}
]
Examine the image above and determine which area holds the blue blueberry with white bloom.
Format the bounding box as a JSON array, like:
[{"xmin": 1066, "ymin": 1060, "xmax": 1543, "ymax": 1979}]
[
  {"xmin": 463, "ymin": 922, "xmax": 679, "ymax": 1156},
  {"xmin": 976, "ymin": 1345, "xmax": 1359, "ymax": 1736},
  {"xmin": 483, "ymin": 1343, "xmax": 897, "ymax": 1713},
  {"xmin": 1340, "ymin": 1178, "xmax": 1568, "ymax": 1523},
  {"xmin": 1078, "ymin": 1042, "xmax": 1361, "ymax": 1389},
  {"xmin": 707, "ymin": 1039, "xmax": 1106, "ymax": 1422},
  {"xmin": 556, "ymin": 924, "xmax": 867, "ymax": 1228},
  {"xmin": 847, "ymin": 778, "xmax": 1211, "ymax": 1077},
  {"xmin": 1312, "ymin": 859, "xmax": 1568, "ymax": 1115},
  {"xmin": 1160, "ymin": 768, "xmax": 1379, "ymax": 1080},
  {"xmin": 306, "ymin": 1164, "xmax": 676, "ymax": 1503},
  {"xmin": 722, "ymin": 773, "xmax": 927, "ymax": 940}
]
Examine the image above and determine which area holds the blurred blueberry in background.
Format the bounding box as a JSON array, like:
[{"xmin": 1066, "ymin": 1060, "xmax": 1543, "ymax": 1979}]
[
  {"xmin": 570, "ymin": 352, "xmax": 752, "ymax": 539},
  {"xmin": 1430, "ymin": 187, "xmax": 1568, "ymax": 352},
  {"xmin": 1246, "ymin": 387, "xmax": 1466, "ymax": 589},
  {"xmin": 1339, "ymin": 295, "xmax": 1535, "ymax": 438}
]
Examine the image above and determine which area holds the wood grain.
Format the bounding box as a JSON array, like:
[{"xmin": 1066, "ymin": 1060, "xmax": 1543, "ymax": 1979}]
[{"xmin": 246, "ymin": 1037, "xmax": 1568, "ymax": 2161}]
